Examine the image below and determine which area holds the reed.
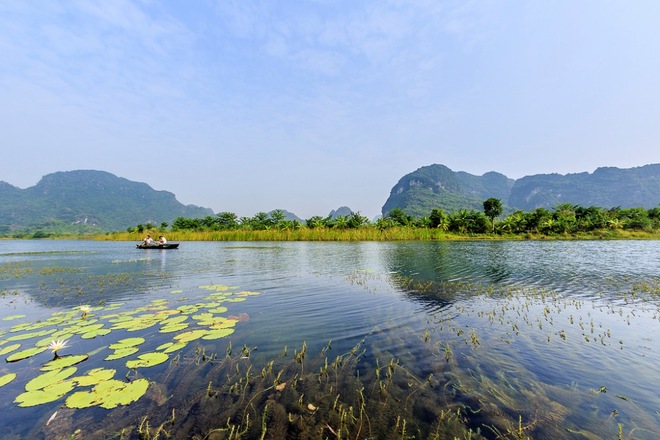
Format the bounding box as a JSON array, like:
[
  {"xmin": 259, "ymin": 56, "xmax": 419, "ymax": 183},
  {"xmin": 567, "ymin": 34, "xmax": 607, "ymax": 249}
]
[{"xmin": 92, "ymin": 226, "xmax": 660, "ymax": 242}]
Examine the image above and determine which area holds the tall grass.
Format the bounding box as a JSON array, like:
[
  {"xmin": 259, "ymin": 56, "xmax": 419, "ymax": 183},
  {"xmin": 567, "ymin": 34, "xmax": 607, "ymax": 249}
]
[
  {"xmin": 97, "ymin": 227, "xmax": 470, "ymax": 242},
  {"xmin": 94, "ymin": 227, "xmax": 660, "ymax": 242}
]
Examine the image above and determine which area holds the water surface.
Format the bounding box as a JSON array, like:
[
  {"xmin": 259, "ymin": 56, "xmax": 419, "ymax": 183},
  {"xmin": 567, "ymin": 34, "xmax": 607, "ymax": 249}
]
[{"xmin": 0, "ymin": 240, "xmax": 658, "ymax": 439}]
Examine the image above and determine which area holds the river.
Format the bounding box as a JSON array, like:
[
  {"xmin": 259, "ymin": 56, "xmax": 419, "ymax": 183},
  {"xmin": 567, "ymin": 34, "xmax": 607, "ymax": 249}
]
[{"xmin": 0, "ymin": 240, "xmax": 658, "ymax": 439}]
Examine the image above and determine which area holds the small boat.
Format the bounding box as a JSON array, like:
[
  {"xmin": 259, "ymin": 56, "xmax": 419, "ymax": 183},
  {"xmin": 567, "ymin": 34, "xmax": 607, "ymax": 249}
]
[{"xmin": 136, "ymin": 243, "xmax": 179, "ymax": 249}]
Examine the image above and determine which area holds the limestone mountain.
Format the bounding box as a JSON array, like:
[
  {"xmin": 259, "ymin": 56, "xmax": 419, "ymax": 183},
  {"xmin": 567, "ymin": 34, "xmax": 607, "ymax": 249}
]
[
  {"xmin": 382, "ymin": 164, "xmax": 514, "ymax": 217},
  {"xmin": 328, "ymin": 206, "xmax": 354, "ymax": 219},
  {"xmin": 0, "ymin": 170, "xmax": 213, "ymax": 233},
  {"xmin": 382, "ymin": 163, "xmax": 660, "ymax": 217},
  {"xmin": 508, "ymin": 164, "xmax": 660, "ymax": 210}
]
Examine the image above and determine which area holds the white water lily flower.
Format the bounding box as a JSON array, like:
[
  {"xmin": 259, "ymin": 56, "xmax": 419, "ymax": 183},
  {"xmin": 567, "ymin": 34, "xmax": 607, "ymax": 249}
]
[
  {"xmin": 79, "ymin": 305, "xmax": 91, "ymax": 316},
  {"xmin": 47, "ymin": 339, "xmax": 68, "ymax": 354}
]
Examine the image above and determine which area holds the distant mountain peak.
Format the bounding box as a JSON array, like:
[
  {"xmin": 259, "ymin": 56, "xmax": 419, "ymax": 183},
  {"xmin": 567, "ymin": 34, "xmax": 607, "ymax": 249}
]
[
  {"xmin": 0, "ymin": 170, "xmax": 214, "ymax": 232},
  {"xmin": 328, "ymin": 206, "xmax": 353, "ymax": 219},
  {"xmin": 383, "ymin": 163, "xmax": 660, "ymax": 217}
]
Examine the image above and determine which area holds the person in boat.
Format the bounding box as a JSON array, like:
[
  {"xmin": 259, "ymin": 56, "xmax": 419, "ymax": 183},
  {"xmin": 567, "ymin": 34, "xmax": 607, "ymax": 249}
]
[
  {"xmin": 158, "ymin": 235, "xmax": 167, "ymax": 244},
  {"xmin": 143, "ymin": 234, "xmax": 155, "ymax": 245}
]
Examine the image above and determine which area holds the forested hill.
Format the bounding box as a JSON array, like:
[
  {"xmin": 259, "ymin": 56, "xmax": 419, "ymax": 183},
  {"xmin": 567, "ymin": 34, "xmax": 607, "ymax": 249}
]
[
  {"xmin": 382, "ymin": 164, "xmax": 660, "ymax": 217},
  {"xmin": 382, "ymin": 164, "xmax": 515, "ymax": 217},
  {"xmin": 0, "ymin": 170, "xmax": 213, "ymax": 233},
  {"xmin": 508, "ymin": 164, "xmax": 660, "ymax": 210}
]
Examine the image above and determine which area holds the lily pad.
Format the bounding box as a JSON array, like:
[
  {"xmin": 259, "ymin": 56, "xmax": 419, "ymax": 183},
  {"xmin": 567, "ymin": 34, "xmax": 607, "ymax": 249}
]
[
  {"xmin": 2, "ymin": 314, "xmax": 26, "ymax": 321},
  {"xmin": 81, "ymin": 328, "xmax": 111, "ymax": 339},
  {"xmin": 236, "ymin": 291, "xmax": 261, "ymax": 296},
  {"xmin": 126, "ymin": 352, "xmax": 169, "ymax": 369},
  {"xmin": 105, "ymin": 347, "xmax": 139, "ymax": 361},
  {"xmin": 177, "ymin": 305, "xmax": 200, "ymax": 314},
  {"xmin": 0, "ymin": 373, "xmax": 17, "ymax": 387},
  {"xmin": 75, "ymin": 368, "xmax": 116, "ymax": 386},
  {"xmin": 112, "ymin": 315, "xmax": 163, "ymax": 332},
  {"xmin": 6, "ymin": 329, "xmax": 57, "ymax": 342},
  {"xmin": 0, "ymin": 343, "xmax": 21, "ymax": 356},
  {"xmin": 109, "ymin": 337, "xmax": 145, "ymax": 350},
  {"xmin": 202, "ymin": 328, "xmax": 235, "ymax": 340},
  {"xmin": 161, "ymin": 315, "xmax": 188, "ymax": 325},
  {"xmin": 15, "ymin": 380, "xmax": 76, "ymax": 407},
  {"xmin": 174, "ymin": 329, "xmax": 208, "ymax": 343},
  {"xmin": 210, "ymin": 318, "xmax": 238, "ymax": 329},
  {"xmin": 157, "ymin": 341, "xmax": 188, "ymax": 354},
  {"xmin": 41, "ymin": 354, "xmax": 89, "ymax": 372},
  {"xmin": 25, "ymin": 367, "xmax": 77, "ymax": 392},
  {"xmin": 6, "ymin": 346, "xmax": 47, "ymax": 363},
  {"xmin": 66, "ymin": 378, "xmax": 149, "ymax": 409},
  {"xmin": 159, "ymin": 323, "xmax": 189, "ymax": 333},
  {"xmin": 74, "ymin": 323, "xmax": 104, "ymax": 334}
]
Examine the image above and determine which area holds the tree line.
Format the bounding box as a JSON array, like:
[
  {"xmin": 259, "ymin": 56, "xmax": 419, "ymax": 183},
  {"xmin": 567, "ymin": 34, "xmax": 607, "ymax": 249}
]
[{"xmin": 129, "ymin": 199, "xmax": 660, "ymax": 236}]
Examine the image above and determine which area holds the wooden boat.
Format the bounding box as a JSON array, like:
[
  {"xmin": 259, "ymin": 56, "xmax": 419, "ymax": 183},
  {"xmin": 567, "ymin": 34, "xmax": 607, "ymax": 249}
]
[{"xmin": 136, "ymin": 243, "xmax": 179, "ymax": 249}]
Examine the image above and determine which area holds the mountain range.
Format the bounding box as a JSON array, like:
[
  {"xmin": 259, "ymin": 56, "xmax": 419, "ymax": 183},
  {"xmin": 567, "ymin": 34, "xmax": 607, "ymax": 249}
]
[
  {"xmin": 382, "ymin": 163, "xmax": 660, "ymax": 217},
  {"xmin": 1, "ymin": 164, "xmax": 658, "ymax": 233},
  {"xmin": 0, "ymin": 170, "xmax": 212, "ymax": 233}
]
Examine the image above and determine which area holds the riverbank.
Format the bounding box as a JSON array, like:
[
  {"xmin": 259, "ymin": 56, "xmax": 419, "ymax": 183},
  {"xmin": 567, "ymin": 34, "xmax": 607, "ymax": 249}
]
[{"xmin": 90, "ymin": 227, "xmax": 660, "ymax": 242}]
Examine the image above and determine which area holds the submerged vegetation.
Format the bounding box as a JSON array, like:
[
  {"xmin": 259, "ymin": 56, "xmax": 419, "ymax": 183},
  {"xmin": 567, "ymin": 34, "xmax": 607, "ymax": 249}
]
[{"xmin": 1, "ymin": 251, "xmax": 658, "ymax": 438}]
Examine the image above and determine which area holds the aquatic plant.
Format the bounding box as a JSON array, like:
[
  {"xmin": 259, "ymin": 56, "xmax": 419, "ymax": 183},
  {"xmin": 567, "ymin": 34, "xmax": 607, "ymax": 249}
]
[
  {"xmin": 79, "ymin": 305, "xmax": 92, "ymax": 317},
  {"xmin": 47, "ymin": 339, "xmax": 68, "ymax": 357}
]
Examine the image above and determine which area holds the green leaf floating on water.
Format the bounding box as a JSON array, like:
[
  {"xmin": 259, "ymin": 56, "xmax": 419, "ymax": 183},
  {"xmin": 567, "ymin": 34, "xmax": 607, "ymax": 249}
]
[
  {"xmin": 25, "ymin": 367, "xmax": 77, "ymax": 392},
  {"xmin": 0, "ymin": 343, "xmax": 21, "ymax": 356},
  {"xmin": 105, "ymin": 347, "xmax": 139, "ymax": 361},
  {"xmin": 6, "ymin": 346, "xmax": 47, "ymax": 363},
  {"xmin": 159, "ymin": 323, "xmax": 189, "ymax": 333},
  {"xmin": 126, "ymin": 352, "xmax": 169, "ymax": 369},
  {"xmin": 210, "ymin": 318, "xmax": 238, "ymax": 329},
  {"xmin": 66, "ymin": 378, "xmax": 149, "ymax": 409},
  {"xmin": 174, "ymin": 329, "xmax": 208, "ymax": 343},
  {"xmin": 81, "ymin": 328, "xmax": 112, "ymax": 339},
  {"xmin": 6, "ymin": 328, "xmax": 57, "ymax": 342},
  {"xmin": 161, "ymin": 315, "xmax": 188, "ymax": 325},
  {"xmin": 15, "ymin": 380, "xmax": 76, "ymax": 407},
  {"xmin": 202, "ymin": 328, "xmax": 235, "ymax": 340},
  {"xmin": 157, "ymin": 342, "xmax": 188, "ymax": 353},
  {"xmin": 177, "ymin": 305, "xmax": 200, "ymax": 314},
  {"xmin": 192, "ymin": 312, "xmax": 214, "ymax": 322},
  {"xmin": 74, "ymin": 323, "xmax": 104, "ymax": 333},
  {"xmin": 2, "ymin": 314, "xmax": 26, "ymax": 321},
  {"xmin": 41, "ymin": 354, "xmax": 89, "ymax": 371},
  {"xmin": 10, "ymin": 321, "xmax": 53, "ymax": 332},
  {"xmin": 109, "ymin": 337, "xmax": 145, "ymax": 349},
  {"xmin": 199, "ymin": 284, "xmax": 233, "ymax": 292},
  {"xmin": 74, "ymin": 368, "xmax": 116, "ymax": 386},
  {"xmin": 236, "ymin": 291, "xmax": 261, "ymax": 296},
  {"xmin": 0, "ymin": 373, "xmax": 17, "ymax": 387},
  {"xmin": 112, "ymin": 314, "xmax": 165, "ymax": 332}
]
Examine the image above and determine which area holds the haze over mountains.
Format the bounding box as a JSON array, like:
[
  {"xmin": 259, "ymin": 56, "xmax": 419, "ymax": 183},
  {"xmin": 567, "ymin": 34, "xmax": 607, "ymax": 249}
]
[{"xmin": 1, "ymin": 165, "xmax": 658, "ymax": 233}]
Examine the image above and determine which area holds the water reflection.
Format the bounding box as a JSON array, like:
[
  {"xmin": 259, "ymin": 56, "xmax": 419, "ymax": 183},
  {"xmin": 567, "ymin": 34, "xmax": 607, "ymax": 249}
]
[{"xmin": 0, "ymin": 240, "xmax": 658, "ymax": 439}]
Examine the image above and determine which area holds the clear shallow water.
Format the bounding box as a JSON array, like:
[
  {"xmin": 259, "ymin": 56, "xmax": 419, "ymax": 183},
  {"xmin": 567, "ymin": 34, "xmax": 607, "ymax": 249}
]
[{"xmin": 0, "ymin": 240, "xmax": 658, "ymax": 439}]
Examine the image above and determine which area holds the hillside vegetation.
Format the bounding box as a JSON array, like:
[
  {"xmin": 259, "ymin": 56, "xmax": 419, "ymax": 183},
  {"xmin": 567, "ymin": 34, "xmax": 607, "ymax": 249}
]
[
  {"xmin": 0, "ymin": 170, "xmax": 212, "ymax": 234},
  {"xmin": 382, "ymin": 163, "xmax": 660, "ymax": 217}
]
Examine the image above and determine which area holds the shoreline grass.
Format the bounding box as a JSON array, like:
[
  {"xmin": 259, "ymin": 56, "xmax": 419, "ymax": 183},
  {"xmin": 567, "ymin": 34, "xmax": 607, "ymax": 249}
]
[{"xmin": 87, "ymin": 227, "xmax": 660, "ymax": 242}]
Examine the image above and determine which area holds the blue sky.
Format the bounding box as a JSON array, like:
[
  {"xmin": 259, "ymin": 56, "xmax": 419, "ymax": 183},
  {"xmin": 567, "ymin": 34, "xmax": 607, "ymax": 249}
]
[{"xmin": 2, "ymin": 1, "xmax": 659, "ymax": 219}]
